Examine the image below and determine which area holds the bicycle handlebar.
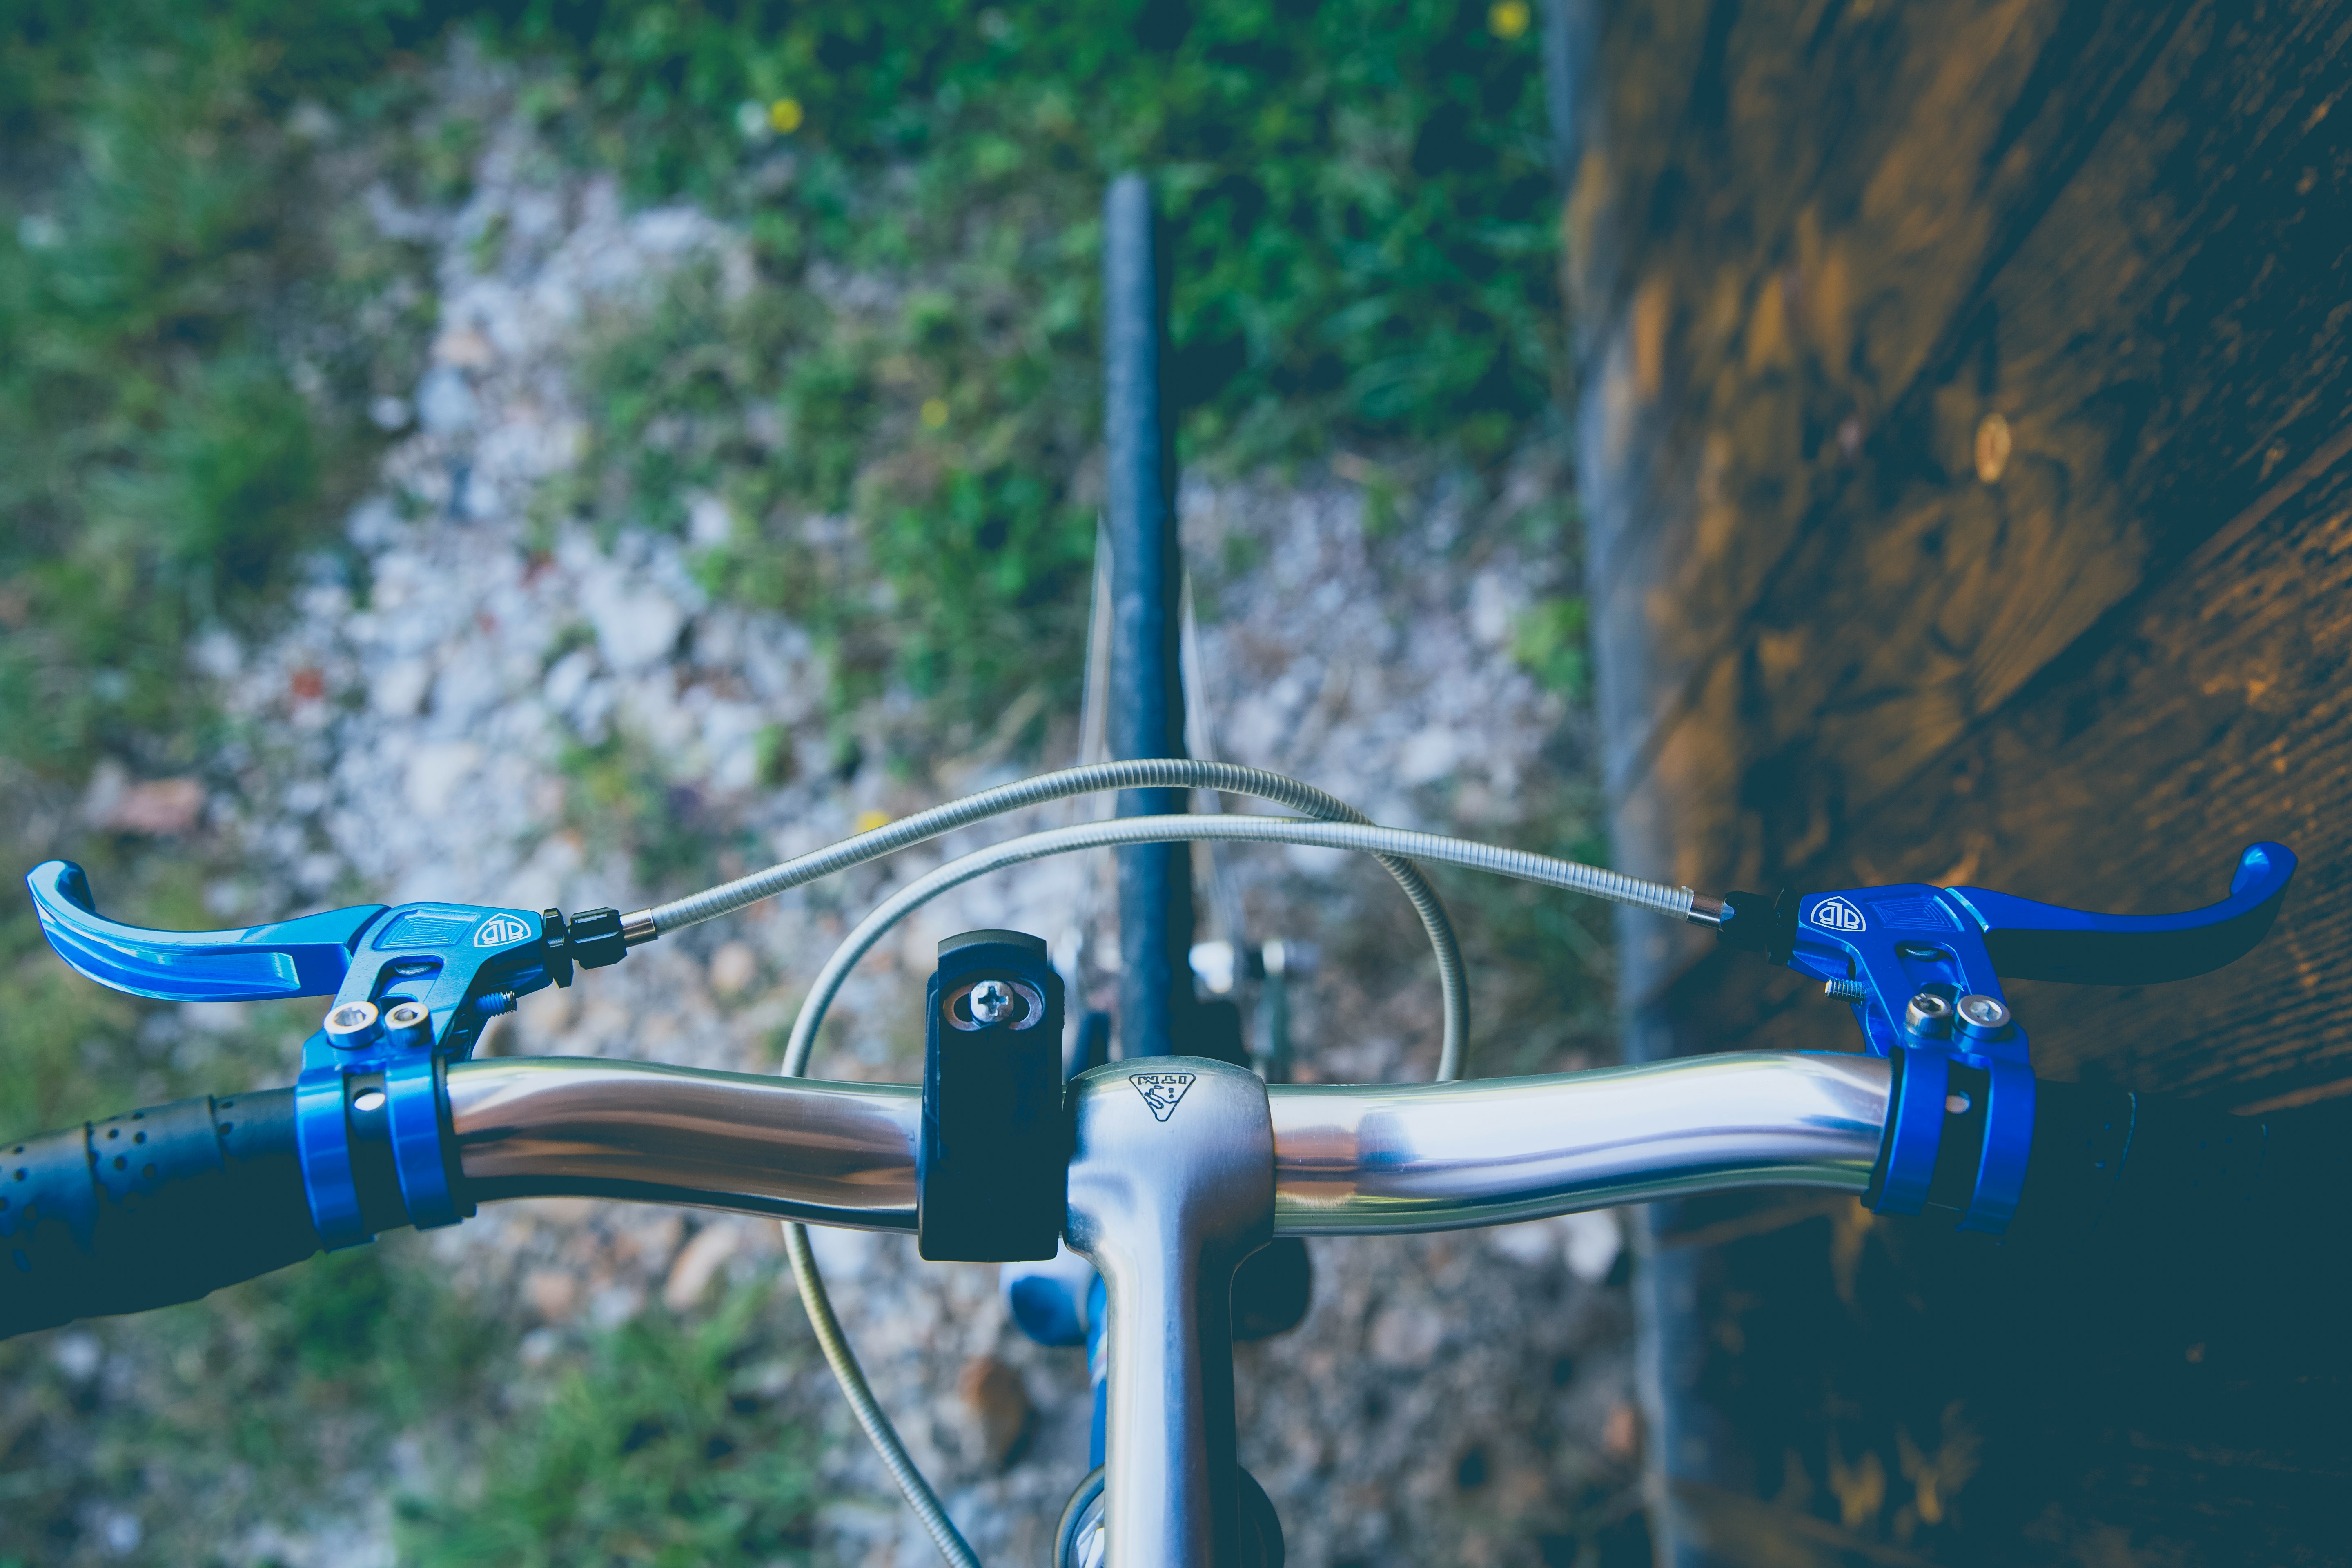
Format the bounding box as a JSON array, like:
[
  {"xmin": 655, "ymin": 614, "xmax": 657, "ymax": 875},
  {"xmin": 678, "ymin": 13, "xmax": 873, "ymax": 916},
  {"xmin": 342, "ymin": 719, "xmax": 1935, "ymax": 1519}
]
[
  {"xmin": 20, "ymin": 1047, "xmax": 2337, "ymax": 1343},
  {"xmin": 445, "ymin": 1058, "xmax": 922, "ymax": 1229}
]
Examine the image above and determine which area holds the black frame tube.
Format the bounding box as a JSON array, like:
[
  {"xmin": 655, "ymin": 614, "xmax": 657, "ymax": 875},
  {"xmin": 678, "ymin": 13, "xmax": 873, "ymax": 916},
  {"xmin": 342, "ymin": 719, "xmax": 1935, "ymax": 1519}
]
[{"xmin": 1104, "ymin": 172, "xmax": 1195, "ymax": 1060}]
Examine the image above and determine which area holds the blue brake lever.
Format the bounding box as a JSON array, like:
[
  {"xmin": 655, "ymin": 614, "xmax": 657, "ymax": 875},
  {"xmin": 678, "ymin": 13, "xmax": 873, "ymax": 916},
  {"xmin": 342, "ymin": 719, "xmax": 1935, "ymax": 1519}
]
[
  {"xmin": 25, "ymin": 859, "xmax": 635, "ymax": 1250},
  {"xmin": 1949, "ymin": 841, "xmax": 2295, "ymax": 984},
  {"xmin": 29, "ymin": 859, "xmax": 385, "ymax": 1001},
  {"xmin": 1713, "ymin": 841, "xmax": 2297, "ymax": 1237}
]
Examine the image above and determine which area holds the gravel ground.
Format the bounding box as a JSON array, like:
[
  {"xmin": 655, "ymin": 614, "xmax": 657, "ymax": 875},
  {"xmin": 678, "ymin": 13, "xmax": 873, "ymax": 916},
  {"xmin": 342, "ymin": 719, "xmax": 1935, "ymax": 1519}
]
[{"xmin": 100, "ymin": 71, "xmax": 1644, "ymax": 1568}]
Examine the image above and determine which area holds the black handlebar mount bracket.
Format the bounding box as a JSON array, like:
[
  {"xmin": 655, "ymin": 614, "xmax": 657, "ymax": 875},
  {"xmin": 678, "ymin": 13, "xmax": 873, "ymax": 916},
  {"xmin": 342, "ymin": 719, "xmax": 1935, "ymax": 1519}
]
[{"xmin": 919, "ymin": 928, "xmax": 1067, "ymax": 1262}]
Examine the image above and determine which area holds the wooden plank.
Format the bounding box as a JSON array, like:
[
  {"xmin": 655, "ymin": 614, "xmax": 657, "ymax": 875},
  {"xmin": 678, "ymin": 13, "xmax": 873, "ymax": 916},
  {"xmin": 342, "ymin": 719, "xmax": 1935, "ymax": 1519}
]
[
  {"xmin": 1564, "ymin": 0, "xmax": 2352, "ymax": 1560},
  {"xmin": 1575, "ymin": 0, "xmax": 2352, "ymax": 1006}
]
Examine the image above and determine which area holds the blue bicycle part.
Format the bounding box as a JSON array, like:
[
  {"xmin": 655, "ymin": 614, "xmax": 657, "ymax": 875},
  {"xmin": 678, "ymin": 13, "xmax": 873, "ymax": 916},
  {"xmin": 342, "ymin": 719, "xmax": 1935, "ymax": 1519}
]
[
  {"xmin": 1715, "ymin": 842, "xmax": 2295, "ymax": 1235},
  {"xmin": 24, "ymin": 862, "xmax": 631, "ymax": 1250},
  {"xmin": 27, "ymin": 860, "xmax": 385, "ymax": 1002}
]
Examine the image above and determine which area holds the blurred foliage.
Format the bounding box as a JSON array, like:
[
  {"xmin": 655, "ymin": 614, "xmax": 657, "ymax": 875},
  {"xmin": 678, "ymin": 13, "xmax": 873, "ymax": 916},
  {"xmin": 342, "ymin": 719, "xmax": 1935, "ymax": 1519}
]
[
  {"xmin": 559, "ymin": 723, "xmax": 741, "ymax": 893},
  {"xmin": 1512, "ymin": 593, "xmax": 1588, "ymax": 699},
  {"xmin": 0, "ymin": 2, "xmax": 445, "ymax": 784},
  {"xmin": 514, "ymin": 0, "xmax": 1562, "ymax": 454},
  {"xmin": 525, "ymin": 0, "xmax": 1564, "ymax": 733},
  {"xmin": 0, "ymin": 1235, "xmax": 503, "ymax": 1565},
  {"xmin": 2, "ymin": 0, "xmax": 1564, "ymax": 755},
  {"xmin": 398, "ymin": 1282, "xmax": 815, "ymax": 1566}
]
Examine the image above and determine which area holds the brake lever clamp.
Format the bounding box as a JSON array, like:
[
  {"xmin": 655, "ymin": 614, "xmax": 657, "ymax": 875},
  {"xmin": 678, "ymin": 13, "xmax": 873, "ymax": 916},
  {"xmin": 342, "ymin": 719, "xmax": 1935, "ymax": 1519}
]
[
  {"xmin": 24, "ymin": 861, "xmax": 633, "ymax": 1248},
  {"xmin": 1712, "ymin": 841, "xmax": 2296, "ymax": 1234}
]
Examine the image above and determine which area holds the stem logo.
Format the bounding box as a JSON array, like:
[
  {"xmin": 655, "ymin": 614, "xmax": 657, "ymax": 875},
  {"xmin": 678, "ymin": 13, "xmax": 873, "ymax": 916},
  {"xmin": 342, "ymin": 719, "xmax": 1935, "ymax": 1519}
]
[
  {"xmin": 1810, "ymin": 896, "xmax": 1867, "ymax": 933},
  {"xmin": 474, "ymin": 913, "xmax": 532, "ymax": 948},
  {"xmin": 1131, "ymin": 1073, "xmax": 1196, "ymax": 1122}
]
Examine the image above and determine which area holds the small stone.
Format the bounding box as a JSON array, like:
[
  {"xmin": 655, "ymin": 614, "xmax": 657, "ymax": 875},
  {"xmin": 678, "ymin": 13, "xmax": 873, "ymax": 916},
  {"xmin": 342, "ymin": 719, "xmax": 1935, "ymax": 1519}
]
[
  {"xmin": 1561, "ymin": 1208, "xmax": 1623, "ymax": 1283},
  {"xmin": 416, "ymin": 366, "xmax": 479, "ymax": 435},
  {"xmin": 405, "ymin": 741, "xmax": 483, "ymax": 815},
  {"xmin": 1602, "ymin": 1401, "xmax": 1641, "ymax": 1460},
  {"xmin": 371, "ymin": 658, "xmax": 434, "ymax": 718},
  {"xmin": 523, "ymin": 1269, "xmax": 578, "ymax": 1321},
  {"xmin": 1397, "ymin": 725, "xmax": 1460, "ymax": 786},
  {"xmin": 1487, "ymin": 1219, "xmax": 1559, "ymax": 1267},
  {"xmin": 584, "ymin": 576, "xmax": 685, "ymax": 673},
  {"xmin": 1368, "ymin": 1300, "xmax": 1444, "ymax": 1367},
  {"xmin": 957, "ymin": 1355, "xmax": 1033, "ymax": 1469},
  {"xmin": 688, "ymin": 491, "xmax": 733, "ymax": 546},
  {"xmin": 708, "ymin": 941, "xmax": 759, "ymax": 998},
  {"xmin": 432, "ymin": 325, "xmax": 498, "ymax": 370},
  {"xmin": 50, "ymin": 1332, "xmax": 102, "ymax": 1382},
  {"xmin": 662, "ymin": 1223, "xmax": 742, "ymax": 1312},
  {"xmin": 97, "ymin": 1508, "xmax": 141, "ymax": 1555},
  {"xmin": 95, "ymin": 777, "xmax": 206, "ymax": 837}
]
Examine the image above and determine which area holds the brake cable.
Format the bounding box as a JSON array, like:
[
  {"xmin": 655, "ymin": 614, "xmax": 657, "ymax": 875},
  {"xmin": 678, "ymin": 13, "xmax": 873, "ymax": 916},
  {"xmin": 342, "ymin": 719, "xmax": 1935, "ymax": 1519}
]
[
  {"xmin": 626, "ymin": 758, "xmax": 1476, "ymax": 1080},
  {"xmin": 667, "ymin": 766, "xmax": 1704, "ymax": 1568}
]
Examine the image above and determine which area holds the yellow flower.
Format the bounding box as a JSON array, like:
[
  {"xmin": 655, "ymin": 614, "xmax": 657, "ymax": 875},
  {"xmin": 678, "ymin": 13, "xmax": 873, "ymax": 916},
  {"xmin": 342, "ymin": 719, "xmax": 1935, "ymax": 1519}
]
[
  {"xmin": 1488, "ymin": 0, "xmax": 1530, "ymax": 39},
  {"xmin": 854, "ymin": 809, "xmax": 893, "ymax": 834},
  {"xmin": 920, "ymin": 397, "xmax": 950, "ymax": 430},
  {"xmin": 769, "ymin": 97, "xmax": 804, "ymax": 134}
]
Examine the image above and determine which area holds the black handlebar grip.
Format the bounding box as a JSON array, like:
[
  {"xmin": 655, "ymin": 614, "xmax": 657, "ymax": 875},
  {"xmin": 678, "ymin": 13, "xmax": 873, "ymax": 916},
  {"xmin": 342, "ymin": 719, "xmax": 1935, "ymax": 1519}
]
[
  {"xmin": 2009, "ymin": 1078, "xmax": 2352, "ymax": 1252},
  {"xmin": 2, "ymin": 1088, "xmax": 323, "ymax": 1340}
]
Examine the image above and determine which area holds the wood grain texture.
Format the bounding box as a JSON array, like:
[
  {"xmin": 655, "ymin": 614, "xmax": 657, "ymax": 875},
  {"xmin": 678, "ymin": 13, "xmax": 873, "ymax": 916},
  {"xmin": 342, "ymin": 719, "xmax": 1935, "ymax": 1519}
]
[{"xmin": 1565, "ymin": 0, "xmax": 2352, "ymax": 1561}]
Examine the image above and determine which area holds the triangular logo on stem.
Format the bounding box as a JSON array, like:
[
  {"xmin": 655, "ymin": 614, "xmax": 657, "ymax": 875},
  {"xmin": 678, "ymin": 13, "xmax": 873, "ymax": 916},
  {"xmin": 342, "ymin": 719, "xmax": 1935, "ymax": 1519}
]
[{"xmin": 1131, "ymin": 1073, "xmax": 1196, "ymax": 1122}]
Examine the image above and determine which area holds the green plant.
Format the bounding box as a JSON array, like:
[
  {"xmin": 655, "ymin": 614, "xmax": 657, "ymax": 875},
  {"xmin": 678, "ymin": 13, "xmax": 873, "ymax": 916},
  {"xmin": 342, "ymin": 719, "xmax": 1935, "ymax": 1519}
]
[
  {"xmin": 1511, "ymin": 594, "xmax": 1588, "ymax": 699},
  {"xmin": 0, "ymin": 1234, "xmax": 506, "ymax": 1564},
  {"xmin": 507, "ymin": 0, "xmax": 1560, "ymax": 450},
  {"xmin": 517, "ymin": 0, "xmax": 1561, "ymax": 737},
  {"xmin": 398, "ymin": 1283, "xmax": 816, "ymax": 1567},
  {"xmin": 0, "ymin": 13, "xmax": 432, "ymax": 782}
]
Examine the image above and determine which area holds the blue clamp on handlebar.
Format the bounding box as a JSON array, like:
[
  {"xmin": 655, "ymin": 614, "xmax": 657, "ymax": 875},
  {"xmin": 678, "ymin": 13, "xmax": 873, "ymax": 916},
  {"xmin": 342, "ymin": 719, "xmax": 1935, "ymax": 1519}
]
[
  {"xmin": 1715, "ymin": 842, "xmax": 2296, "ymax": 1234},
  {"xmin": 25, "ymin": 862, "xmax": 632, "ymax": 1249}
]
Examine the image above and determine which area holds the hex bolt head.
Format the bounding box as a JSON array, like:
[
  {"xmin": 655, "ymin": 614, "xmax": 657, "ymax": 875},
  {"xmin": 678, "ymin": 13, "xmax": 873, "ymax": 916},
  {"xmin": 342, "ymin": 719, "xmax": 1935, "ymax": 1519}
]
[
  {"xmin": 969, "ymin": 980, "xmax": 1016, "ymax": 1025},
  {"xmin": 1903, "ymin": 991, "xmax": 1953, "ymax": 1037},
  {"xmin": 1955, "ymin": 993, "xmax": 2013, "ymax": 1038},
  {"xmin": 383, "ymin": 1001, "xmax": 433, "ymax": 1049},
  {"xmin": 324, "ymin": 1000, "xmax": 383, "ymax": 1051}
]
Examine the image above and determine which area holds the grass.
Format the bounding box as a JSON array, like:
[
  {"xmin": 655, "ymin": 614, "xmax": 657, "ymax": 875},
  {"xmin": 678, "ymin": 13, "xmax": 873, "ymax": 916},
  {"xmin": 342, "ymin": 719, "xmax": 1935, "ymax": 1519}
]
[
  {"xmin": 0, "ymin": 1241, "xmax": 815, "ymax": 1568},
  {"xmin": 0, "ymin": 1236, "xmax": 498, "ymax": 1564},
  {"xmin": 519, "ymin": 0, "xmax": 1564, "ymax": 739},
  {"xmin": 559, "ymin": 724, "xmax": 742, "ymax": 894},
  {"xmin": 0, "ymin": 3, "xmax": 444, "ymax": 785},
  {"xmin": 523, "ymin": 0, "xmax": 1562, "ymax": 452},
  {"xmin": 398, "ymin": 1283, "xmax": 817, "ymax": 1567}
]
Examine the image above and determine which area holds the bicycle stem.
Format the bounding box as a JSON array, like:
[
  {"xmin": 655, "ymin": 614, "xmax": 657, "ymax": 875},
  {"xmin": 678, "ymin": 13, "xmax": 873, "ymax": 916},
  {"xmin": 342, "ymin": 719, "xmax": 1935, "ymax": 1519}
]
[{"xmin": 442, "ymin": 1049, "xmax": 1887, "ymax": 1567}]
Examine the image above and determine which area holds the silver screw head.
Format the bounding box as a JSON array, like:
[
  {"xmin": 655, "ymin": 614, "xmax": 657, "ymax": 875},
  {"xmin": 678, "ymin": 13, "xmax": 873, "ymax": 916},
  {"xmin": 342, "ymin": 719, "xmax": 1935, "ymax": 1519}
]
[
  {"xmin": 969, "ymin": 980, "xmax": 1016, "ymax": 1025},
  {"xmin": 1903, "ymin": 991, "xmax": 1953, "ymax": 1036},
  {"xmin": 1956, "ymin": 993, "xmax": 2011, "ymax": 1032},
  {"xmin": 324, "ymin": 1000, "xmax": 383, "ymax": 1050}
]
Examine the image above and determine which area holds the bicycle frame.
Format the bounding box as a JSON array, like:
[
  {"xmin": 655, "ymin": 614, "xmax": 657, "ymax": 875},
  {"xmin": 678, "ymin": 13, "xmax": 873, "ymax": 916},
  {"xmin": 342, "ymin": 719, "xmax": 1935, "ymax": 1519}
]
[{"xmin": 444, "ymin": 1048, "xmax": 1890, "ymax": 1564}]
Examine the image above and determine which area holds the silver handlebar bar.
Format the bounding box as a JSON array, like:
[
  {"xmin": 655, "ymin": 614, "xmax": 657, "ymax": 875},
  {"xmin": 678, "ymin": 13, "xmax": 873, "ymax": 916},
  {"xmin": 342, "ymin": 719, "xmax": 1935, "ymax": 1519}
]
[
  {"xmin": 447, "ymin": 1058, "xmax": 924, "ymax": 1229},
  {"xmin": 447, "ymin": 1049, "xmax": 1890, "ymax": 1568},
  {"xmin": 445, "ymin": 1050, "xmax": 1891, "ymax": 1236}
]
